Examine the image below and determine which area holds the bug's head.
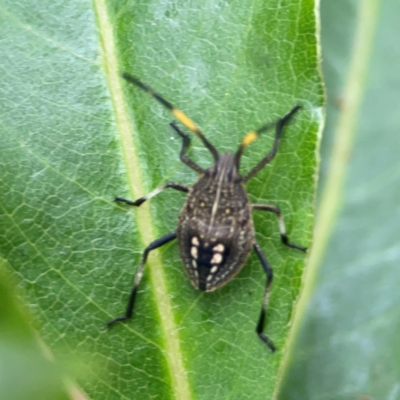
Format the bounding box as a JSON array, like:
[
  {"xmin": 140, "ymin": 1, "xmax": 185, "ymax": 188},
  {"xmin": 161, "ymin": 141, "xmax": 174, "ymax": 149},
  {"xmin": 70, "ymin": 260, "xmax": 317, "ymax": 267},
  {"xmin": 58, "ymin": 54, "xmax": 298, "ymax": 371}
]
[
  {"xmin": 208, "ymin": 153, "xmax": 241, "ymax": 183},
  {"xmin": 207, "ymin": 121, "xmax": 277, "ymax": 183}
]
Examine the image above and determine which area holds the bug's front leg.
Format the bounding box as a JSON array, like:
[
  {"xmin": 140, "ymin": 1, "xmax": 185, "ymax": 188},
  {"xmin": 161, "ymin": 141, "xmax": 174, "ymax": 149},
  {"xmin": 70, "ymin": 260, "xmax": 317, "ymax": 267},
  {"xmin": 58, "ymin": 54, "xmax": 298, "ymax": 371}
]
[
  {"xmin": 115, "ymin": 183, "xmax": 188, "ymax": 207},
  {"xmin": 169, "ymin": 121, "xmax": 206, "ymax": 174},
  {"xmin": 253, "ymin": 242, "xmax": 276, "ymax": 352},
  {"xmin": 107, "ymin": 232, "xmax": 177, "ymax": 327},
  {"xmin": 252, "ymin": 204, "xmax": 307, "ymax": 252}
]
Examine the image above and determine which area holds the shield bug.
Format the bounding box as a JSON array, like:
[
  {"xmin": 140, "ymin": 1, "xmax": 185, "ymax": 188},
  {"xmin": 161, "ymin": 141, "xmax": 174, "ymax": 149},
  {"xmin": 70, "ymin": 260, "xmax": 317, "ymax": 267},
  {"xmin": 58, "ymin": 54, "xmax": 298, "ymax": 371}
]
[{"xmin": 107, "ymin": 73, "xmax": 307, "ymax": 352}]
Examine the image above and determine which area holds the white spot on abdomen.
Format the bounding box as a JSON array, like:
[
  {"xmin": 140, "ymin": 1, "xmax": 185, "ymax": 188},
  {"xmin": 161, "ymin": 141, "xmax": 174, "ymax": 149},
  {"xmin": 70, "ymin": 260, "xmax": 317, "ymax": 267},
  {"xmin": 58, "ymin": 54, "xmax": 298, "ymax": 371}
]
[
  {"xmin": 191, "ymin": 246, "xmax": 198, "ymax": 259},
  {"xmin": 211, "ymin": 253, "xmax": 223, "ymax": 265},
  {"xmin": 213, "ymin": 243, "xmax": 225, "ymax": 253}
]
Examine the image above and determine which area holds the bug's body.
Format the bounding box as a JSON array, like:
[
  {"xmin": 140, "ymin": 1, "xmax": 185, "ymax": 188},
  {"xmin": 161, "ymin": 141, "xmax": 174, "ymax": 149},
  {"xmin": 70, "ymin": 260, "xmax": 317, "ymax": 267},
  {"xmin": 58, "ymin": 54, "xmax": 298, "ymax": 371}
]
[
  {"xmin": 108, "ymin": 73, "xmax": 307, "ymax": 352},
  {"xmin": 178, "ymin": 153, "xmax": 254, "ymax": 291}
]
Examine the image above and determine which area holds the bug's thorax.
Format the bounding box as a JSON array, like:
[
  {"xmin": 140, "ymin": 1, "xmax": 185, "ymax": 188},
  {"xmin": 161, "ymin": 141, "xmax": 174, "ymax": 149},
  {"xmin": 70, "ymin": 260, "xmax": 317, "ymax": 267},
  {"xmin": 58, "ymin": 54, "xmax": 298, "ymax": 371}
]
[{"xmin": 177, "ymin": 153, "xmax": 255, "ymax": 292}]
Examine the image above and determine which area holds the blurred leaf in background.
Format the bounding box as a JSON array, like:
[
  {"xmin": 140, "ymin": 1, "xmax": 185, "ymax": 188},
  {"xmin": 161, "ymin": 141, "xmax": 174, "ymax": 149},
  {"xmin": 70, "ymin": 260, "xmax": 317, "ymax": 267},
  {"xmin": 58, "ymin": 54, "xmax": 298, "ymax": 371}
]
[
  {"xmin": 0, "ymin": 264, "xmax": 70, "ymax": 400},
  {"xmin": 278, "ymin": 0, "xmax": 400, "ymax": 399},
  {"xmin": 0, "ymin": 0, "xmax": 323, "ymax": 399}
]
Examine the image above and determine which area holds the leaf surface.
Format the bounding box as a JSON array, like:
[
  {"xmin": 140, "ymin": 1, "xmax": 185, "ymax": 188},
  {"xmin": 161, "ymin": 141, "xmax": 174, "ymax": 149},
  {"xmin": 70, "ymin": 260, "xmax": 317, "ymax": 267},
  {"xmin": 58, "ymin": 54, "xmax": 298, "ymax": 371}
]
[
  {"xmin": 278, "ymin": 1, "xmax": 400, "ymax": 399},
  {"xmin": 0, "ymin": 0, "xmax": 322, "ymax": 398},
  {"xmin": 0, "ymin": 264, "xmax": 70, "ymax": 400}
]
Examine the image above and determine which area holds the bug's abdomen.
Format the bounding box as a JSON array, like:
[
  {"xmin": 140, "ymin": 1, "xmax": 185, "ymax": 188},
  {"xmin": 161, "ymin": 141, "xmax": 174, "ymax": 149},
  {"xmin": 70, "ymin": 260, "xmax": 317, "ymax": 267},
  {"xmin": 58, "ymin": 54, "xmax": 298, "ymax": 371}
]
[{"xmin": 177, "ymin": 178, "xmax": 255, "ymax": 291}]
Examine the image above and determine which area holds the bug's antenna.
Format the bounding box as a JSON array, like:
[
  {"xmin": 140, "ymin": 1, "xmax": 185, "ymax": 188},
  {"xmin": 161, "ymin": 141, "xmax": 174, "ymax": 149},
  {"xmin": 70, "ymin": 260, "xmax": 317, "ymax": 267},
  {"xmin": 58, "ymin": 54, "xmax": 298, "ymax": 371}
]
[
  {"xmin": 234, "ymin": 121, "xmax": 275, "ymax": 170},
  {"xmin": 122, "ymin": 73, "xmax": 219, "ymax": 161},
  {"xmin": 234, "ymin": 105, "xmax": 301, "ymax": 177}
]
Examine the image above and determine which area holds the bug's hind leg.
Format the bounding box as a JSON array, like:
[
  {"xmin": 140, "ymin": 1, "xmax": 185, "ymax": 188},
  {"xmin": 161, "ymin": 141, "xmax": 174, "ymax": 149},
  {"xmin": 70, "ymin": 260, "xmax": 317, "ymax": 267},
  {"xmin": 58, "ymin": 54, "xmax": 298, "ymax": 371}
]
[
  {"xmin": 253, "ymin": 242, "xmax": 276, "ymax": 352},
  {"xmin": 252, "ymin": 204, "xmax": 307, "ymax": 252},
  {"xmin": 107, "ymin": 232, "xmax": 177, "ymax": 327}
]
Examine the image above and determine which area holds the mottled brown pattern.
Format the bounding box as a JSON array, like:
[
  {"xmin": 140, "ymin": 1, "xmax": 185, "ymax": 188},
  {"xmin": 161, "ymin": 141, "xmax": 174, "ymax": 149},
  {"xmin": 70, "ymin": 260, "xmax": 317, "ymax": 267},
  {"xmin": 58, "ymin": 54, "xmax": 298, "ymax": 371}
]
[{"xmin": 177, "ymin": 153, "xmax": 255, "ymax": 291}]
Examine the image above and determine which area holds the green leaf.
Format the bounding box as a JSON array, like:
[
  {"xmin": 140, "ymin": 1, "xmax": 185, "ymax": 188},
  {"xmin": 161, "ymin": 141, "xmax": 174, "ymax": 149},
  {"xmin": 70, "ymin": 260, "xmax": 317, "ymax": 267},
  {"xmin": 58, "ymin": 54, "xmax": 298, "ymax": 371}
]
[
  {"xmin": 0, "ymin": 262, "xmax": 70, "ymax": 400},
  {"xmin": 278, "ymin": 0, "xmax": 400, "ymax": 399},
  {"xmin": 0, "ymin": 0, "xmax": 322, "ymax": 398}
]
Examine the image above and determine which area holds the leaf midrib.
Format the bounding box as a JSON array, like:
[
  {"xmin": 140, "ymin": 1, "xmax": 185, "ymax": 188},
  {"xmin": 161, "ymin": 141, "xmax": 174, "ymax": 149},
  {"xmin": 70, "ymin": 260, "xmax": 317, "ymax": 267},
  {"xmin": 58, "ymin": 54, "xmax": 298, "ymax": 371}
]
[{"xmin": 93, "ymin": 1, "xmax": 191, "ymax": 399}]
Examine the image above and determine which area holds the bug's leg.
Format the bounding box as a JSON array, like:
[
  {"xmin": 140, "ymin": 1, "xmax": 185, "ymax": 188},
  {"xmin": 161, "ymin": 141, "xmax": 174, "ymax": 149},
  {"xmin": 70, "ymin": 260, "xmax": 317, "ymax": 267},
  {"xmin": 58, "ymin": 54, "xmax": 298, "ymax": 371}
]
[
  {"xmin": 241, "ymin": 105, "xmax": 301, "ymax": 182},
  {"xmin": 253, "ymin": 242, "xmax": 276, "ymax": 352},
  {"xmin": 252, "ymin": 204, "xmax": 307, "ymax": 252},
  {"xmin": 122, "ymin": 73, "xmax": 219, "ymax": 161},
  {"xmin": 107, "ymin": 232, "xmax": 177, "ymax": 327},
  {"xmin": 170, "ymin": 121, "xmax": 205, "ymax": 174},
  {"xmin": 115, "ymin": 183, "xmax": 188, "ymax": 207}
]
